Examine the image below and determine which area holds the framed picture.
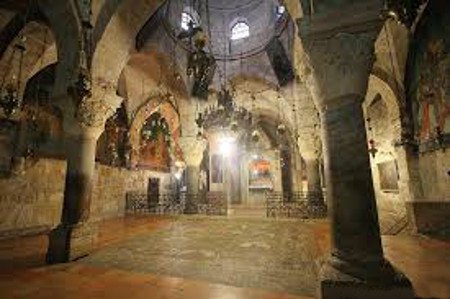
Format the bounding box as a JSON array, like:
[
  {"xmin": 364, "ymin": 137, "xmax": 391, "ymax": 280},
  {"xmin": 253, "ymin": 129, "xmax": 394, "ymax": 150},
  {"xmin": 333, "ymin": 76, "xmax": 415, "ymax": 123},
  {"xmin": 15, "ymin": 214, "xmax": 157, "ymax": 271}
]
[
  {"xmin": 248, "ymin": 157, "xmax": 273, "ymax": 190},
  {"xmin": 377, "ymin": 160, "xmax": 399, "ymax": 192}
]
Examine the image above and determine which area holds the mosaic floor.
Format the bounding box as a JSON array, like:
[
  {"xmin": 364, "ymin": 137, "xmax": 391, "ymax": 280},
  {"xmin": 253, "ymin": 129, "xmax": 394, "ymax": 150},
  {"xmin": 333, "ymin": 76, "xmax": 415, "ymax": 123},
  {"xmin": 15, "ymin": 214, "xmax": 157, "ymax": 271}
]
[
  {"xmin": 1, "ymin": 215, "xmax": 449, "ymax": 298},
  {"xmin": 81, "ymin": 216, "xmax": 327, "ymax": 297}
]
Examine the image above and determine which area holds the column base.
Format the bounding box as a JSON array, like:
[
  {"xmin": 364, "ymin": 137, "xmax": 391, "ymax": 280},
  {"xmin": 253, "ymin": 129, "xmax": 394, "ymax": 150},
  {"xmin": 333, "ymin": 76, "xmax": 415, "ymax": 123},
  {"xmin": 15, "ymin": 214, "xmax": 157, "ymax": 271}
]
[
  {"xmin": 318, "ymin": 259, "xmax": 414, "ymax": 299},
  {"xmin": 46, "ymin": 222, "xmax": 98, "ymax": 264}
]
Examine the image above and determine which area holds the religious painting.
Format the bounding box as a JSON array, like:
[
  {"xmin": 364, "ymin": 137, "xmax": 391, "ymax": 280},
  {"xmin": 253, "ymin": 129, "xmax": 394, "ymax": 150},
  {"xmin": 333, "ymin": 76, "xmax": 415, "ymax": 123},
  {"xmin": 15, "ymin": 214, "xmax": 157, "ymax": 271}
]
[
  {"xmin": 210, "ymin": 154, "xmax": 223, "ymax": 183},
  {"xmin": 410, "ymin": 1, "xmax": 450, "ymax": 142},
  {"xmin": 377, "ymin": 160, "xmax": 399, "ymax": 192},
  {"xmin": 138, "ymin": 112, "xmax": 171, "ymax": 171},
  {"xmin": 248, "ymin": 157, "xmax": 273, "ymax": 189}
]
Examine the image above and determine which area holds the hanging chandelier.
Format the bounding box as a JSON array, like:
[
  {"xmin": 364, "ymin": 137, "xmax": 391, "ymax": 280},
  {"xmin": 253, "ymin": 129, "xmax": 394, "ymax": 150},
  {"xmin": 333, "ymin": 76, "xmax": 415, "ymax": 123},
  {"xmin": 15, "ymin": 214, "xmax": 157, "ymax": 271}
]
[
  {"xmin": 186, "ymin": 30, "xmax": 216, "ymax": 99},
  {"xmin": 195, "ymin": 86, "xmax": 252, "ymax": 134},
  {"xmin": 0, "ymin": 37, "xmax": 26, "ymax": 118},
  {"xmin": 180, "ymin": 0, "xmax": 216, "ymax": 100}
]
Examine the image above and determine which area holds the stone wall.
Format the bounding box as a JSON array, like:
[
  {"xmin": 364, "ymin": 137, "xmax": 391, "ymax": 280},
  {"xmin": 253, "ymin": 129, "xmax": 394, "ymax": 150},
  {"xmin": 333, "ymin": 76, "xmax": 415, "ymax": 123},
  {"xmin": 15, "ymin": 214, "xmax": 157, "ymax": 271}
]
[
  {"xmin": 364, "ymin": 92, "xmax": 408, "ymax": 234},
  {"xmin": 407, "ymin": 150, "xmax": 450, "ymax": 234},
  {"xmin": 0, "ymin": 159, "xmax": 173, "ymax": 238},
  {"xmin": 0, "ymin": 158, "xmax": 66, "ymax": 238},
  {"xmin": 90, "ymin": 165, "xmax": 173, "ymax": 221}
]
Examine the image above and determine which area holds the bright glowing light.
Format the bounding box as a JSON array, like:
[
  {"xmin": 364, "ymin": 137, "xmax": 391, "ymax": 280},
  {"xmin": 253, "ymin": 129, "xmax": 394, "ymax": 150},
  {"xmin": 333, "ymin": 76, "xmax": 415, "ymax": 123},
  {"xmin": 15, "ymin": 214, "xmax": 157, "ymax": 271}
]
[
  {"xmin": 219, "ymin": 136, "xmax": 236, "ymax": 156},
  {"xmin": 174, "ymin": 171, "xmax": 183, "ymax": 180}
]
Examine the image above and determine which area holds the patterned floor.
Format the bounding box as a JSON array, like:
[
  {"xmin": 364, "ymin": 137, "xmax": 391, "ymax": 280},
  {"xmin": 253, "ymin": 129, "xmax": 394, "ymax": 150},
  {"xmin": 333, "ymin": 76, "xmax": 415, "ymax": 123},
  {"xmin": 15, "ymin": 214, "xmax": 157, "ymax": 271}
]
[{"xmin": 81, "ymin": 216, "xmax": 328, "ymax": 297}]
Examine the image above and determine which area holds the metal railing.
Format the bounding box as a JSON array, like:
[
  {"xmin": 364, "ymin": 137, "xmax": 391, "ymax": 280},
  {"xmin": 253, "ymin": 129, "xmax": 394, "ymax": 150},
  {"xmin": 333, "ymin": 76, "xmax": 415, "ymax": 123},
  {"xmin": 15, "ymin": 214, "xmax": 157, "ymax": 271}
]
[
  {"xmin": 125, "ymin": 191, "xmax": 227, "ymax": 216},
  {"xmin": 266, "ymin": 191, "xmax": 327, "ymax": 219}
]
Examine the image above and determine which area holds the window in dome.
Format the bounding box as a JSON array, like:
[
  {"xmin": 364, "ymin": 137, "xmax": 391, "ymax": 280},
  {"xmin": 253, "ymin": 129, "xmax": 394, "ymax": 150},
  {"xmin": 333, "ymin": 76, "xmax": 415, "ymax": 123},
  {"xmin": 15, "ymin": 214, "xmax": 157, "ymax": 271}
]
[
  {"xmin": 181, "ymin": 11, "xmax": 197, "ymax": 31},
  {"xmin": 276, "ymin": 5, "xmax": 286, "ymax": 18},
  {"xmin": 231, "ymin": 22, "xmax": 250, "ymax": 40}
]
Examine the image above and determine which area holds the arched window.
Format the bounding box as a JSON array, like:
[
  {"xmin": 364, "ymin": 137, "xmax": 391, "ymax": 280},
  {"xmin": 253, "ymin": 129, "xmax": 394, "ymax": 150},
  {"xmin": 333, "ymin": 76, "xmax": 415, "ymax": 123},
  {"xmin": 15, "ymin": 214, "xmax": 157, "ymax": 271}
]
[
  {"xmin": 276, "ymin": 5, "xmax": 286, "ymax": 18},
  {"xmin": 181, "ymin": 12, "xmax": 194, "ymax": 30},
  {"xmin": 231, "ymin": 21, "xmax": 250, "ymax": 40},
  {"xmin": 181, "ymin": 10, "xmax": 199, "ymax": 31}
]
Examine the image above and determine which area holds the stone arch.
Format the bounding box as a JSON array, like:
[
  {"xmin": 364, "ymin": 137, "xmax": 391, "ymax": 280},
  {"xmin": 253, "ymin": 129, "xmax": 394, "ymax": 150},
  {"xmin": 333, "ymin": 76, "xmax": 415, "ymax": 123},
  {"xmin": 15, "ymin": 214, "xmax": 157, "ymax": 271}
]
[
  {"xmin": 36, "ymin": 1, "xmax": 81, "ymax": 104},
  {"xmin": 129, "ymin": 96, "xmax": 180, "ymax": 167},
  {"xmin": 364, "ymin": 73, "xmax": 410, "ymax": 234},
  {"xmin": 119, "ymin": 51, "xmax": 186, "ymax": 115},
  {"xmin": 365, "ymin": 73, "xmax": 404, "ymax": 141},
  {"xmin": 91, "ymin": 0, "xmax": 165, "ymax": 95},
  {"xmin": 0, "ymin": 20, "xmax": 57, "ymax": 102}
]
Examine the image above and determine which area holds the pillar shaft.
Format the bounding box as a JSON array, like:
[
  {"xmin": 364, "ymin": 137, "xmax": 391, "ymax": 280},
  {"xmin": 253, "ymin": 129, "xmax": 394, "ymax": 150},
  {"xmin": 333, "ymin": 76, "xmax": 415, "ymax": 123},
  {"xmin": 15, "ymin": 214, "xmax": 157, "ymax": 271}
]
[
  {"xmin": 61, "ymin": 133, "xmax": 98, "ymax": 225},
  {"xmin": 185, "ymin": 165, "xmax": 200, "ymax": 195},
  {"xmin": 47, "ymin": 116, "xmax": 105, "ymax": 264},
  {"xmin": 305, "ymin": 158, "xmax": 322, "ymax": 193},
  {"xmin": 322, "ymin": 96, "xmax": 383, "ymax": 265}
]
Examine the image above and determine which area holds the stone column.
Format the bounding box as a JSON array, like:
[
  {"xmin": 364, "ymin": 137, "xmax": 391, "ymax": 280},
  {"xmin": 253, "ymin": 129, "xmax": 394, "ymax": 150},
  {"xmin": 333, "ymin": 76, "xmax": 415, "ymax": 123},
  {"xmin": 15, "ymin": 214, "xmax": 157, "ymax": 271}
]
[
  {"xmin": 185, "ymin": 165, "xmax": 200, "ymax": 195},
  {"xmin": 294, "ymin": 81, "xmax": 324, "ymax": 204},
  {"xmin": 290, "ymin": 149, "xmax": 303, "ymax": 193},
  {"xmin": 178, "ymin": 137, "xmax": 207, "ymax": 213},
  {"xmin": 304, "ymin": 158, "xmax": 321, "ymax": 193},
  {"xmin": 47, "ymin": 97, "xmax": 115, "ymax": 264},
  {"xmin": 299, "ymin": 10, "xmax": 413, "ymax": 298}
]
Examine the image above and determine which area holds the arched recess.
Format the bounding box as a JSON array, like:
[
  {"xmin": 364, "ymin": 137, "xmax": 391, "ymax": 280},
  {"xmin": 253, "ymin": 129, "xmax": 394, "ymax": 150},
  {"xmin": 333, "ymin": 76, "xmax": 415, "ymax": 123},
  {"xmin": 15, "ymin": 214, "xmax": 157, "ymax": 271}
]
[
  {"xmin": 366, "ymin": 73, "xmax": 403, "ymax": 140},
  {"xmin": 91, "ymin": 0, "xmax": 165, "ymax": 94},
  {"xmin": 118, "ymin": 51, "xmax": 186, "ymax": 117},
  {"xmin": 364, "ymin": 73, "xmax": 412, "ymax": 234},
  {"xmin": 95, "ymin": 103, "xmax": 129, "ymax": 167},
  {"xmin": 129, "ymin": 96, "xmax": 181, "ymax": 169},
  {"xmin": 0, "ymin": 20, "xmax": 57, "ymax": 102},
  {"xmin": 20, "ymin": 63, "xmax": 64, "ymax": 159}
]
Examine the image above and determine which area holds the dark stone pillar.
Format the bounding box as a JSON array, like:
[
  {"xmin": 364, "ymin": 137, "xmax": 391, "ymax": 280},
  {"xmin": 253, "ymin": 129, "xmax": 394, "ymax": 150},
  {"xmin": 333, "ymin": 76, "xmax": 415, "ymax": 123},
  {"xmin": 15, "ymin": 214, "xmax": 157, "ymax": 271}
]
[
  {"xmin": 47, "ymin": 128, "xmax": 100, "ymax": 263},
  {"xmin": 322, "ymin": 96, "xmax": 384, "ymax": 267},
  {"xmin": 298, "ymin": 5, "xmax": 414, "ymax": 296}
]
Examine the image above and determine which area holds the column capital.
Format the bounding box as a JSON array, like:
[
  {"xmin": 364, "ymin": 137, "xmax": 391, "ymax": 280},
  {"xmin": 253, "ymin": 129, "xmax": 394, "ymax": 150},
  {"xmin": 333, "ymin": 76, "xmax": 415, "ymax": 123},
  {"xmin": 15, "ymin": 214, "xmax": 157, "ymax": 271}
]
[
  {"xmin": 75, "ymin": 97, "xmax": 117, "ymax": 129},
  {"xmin": 62, "ymin": 89, "xmax": 122, "ymax": 139},
  {"xmin": 297, "ymin": 133, "xmax": 321, "ymax": 160},
  {"xmin": 178, "ymin": 136, "xmax": 207, "ymax": 166},
  {"xmin": 302, "ymin": 32, "xmax": 379, "ymax": 109}
]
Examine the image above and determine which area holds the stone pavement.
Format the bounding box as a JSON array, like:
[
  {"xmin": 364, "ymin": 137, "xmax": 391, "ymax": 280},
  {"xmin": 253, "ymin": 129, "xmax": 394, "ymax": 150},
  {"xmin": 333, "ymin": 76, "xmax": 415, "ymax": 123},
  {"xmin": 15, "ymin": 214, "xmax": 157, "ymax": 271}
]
[
  {"xmin": 0, "ymin": 215, "xmax": 449, "ymax": 299},
  {"xmin": 81, "ymin": 216, "xmax": 328, "ymax": 297}
]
